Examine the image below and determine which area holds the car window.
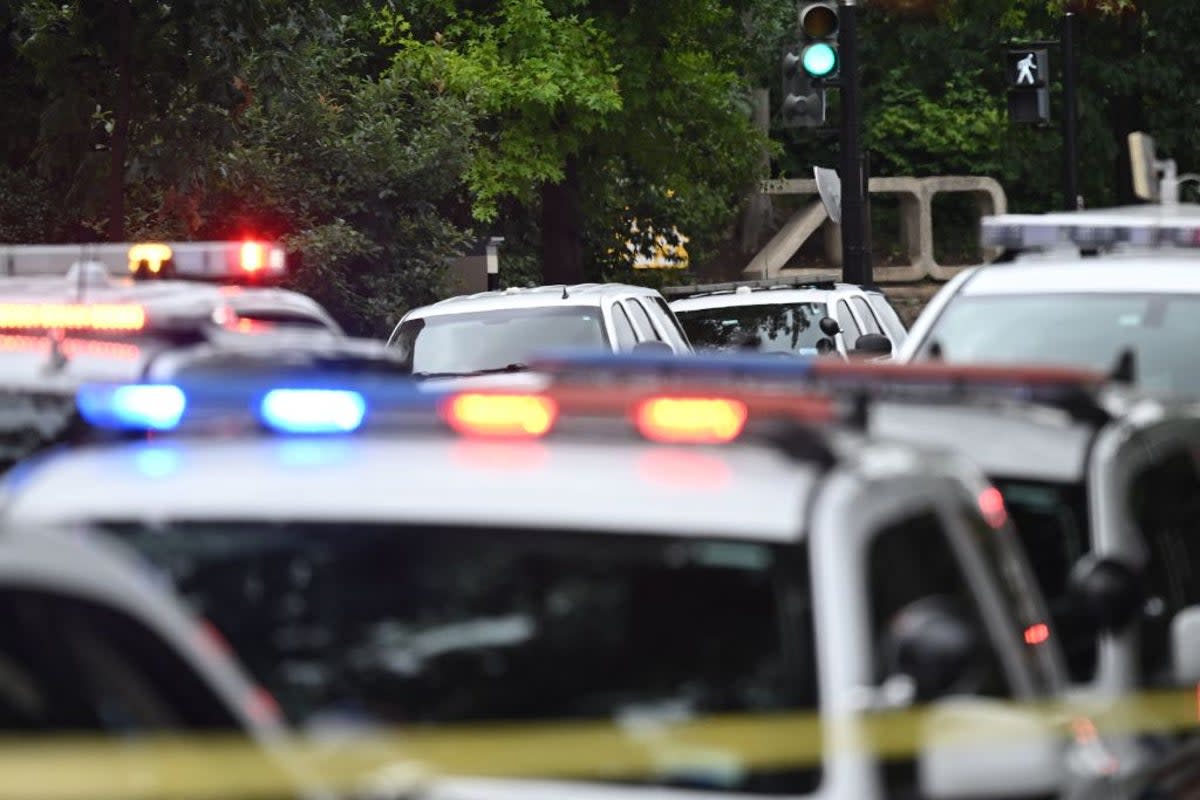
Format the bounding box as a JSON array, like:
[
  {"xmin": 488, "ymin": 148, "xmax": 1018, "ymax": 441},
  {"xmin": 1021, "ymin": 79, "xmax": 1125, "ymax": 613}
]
[
  {"xmin": 0, "ymin": 589, "xmax": 239, "ymax": 732},
  {"xmin": 866, "ymin": 511, "xmax": 1011, "ymax": 700},
  {"xmin": 1129, "ymin": 448, "xmax": 1200, "ymax": 687},
  {"xmin": 866, "ymin": 294, "xmax": 908, "ymax": 343},
  {"xmin": 836, "ymin": 300, "xmax": 862, "ymax": 347},
  {"xmin": 610, "ymin": 303, "xmax": 638, "ymax": 350},
  {"xmin": 849, "ymin": 297, "xmax": 882, "ymax": 335},
  {"xmin": 624, "ymin": 299, "xmax": 661, "ymax": 341},
  {"xmin": 650, "ymin": 296, "xmax": 690, "ymax": 346},
  {"xmin": 99, "ymin": 520, "xmax": 823, "ymax": 794},
  {"xmin": 992, "ymin": 479, "xmax": 1095, "ymax": 682},
  {"xmin": 675, "ymin": 302, "xmax": 828, "ymax": 355},
  {"xmin": 390, "ymin": 307, "xmax": 609, "ymax": 376}
]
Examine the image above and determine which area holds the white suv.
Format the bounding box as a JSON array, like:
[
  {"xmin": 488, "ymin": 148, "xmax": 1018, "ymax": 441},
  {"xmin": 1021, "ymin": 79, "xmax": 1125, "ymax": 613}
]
[
  {"xmin": 388, "ymin": 284, "xmax": 690, "ymax": 380},
  {"xmin": 668, "ymin": 277, "xmax": 907, "ymax": 359}
]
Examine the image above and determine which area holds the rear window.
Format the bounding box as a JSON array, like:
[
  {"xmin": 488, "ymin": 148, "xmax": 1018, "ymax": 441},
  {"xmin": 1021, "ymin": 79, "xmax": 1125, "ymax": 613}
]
[
  {"xmin": 390, "ymin": 307, "xmax": 608, "ymax": 377},
  {"xmin": 97, "ymin": 520, "xmax": 822, "ymax": 793},
  {"xmin": 675, "ymin": 302, "xmax": 829, "ymax": 354}
]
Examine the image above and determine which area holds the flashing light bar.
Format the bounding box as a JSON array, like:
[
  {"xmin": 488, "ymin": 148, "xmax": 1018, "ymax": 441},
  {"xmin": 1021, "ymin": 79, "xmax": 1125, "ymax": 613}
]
[
  {"xmin": 0, "ymin": 303, "xmax": 146, "ymax": 331},
  {"xmin": 981, "ymin": 206, "xmax": 1200, "ymax": 252},
  {"xmin": 529, "ymin": 351, "xmax": 1110, "ymax": 421},
  {"xmin": 0, "ymin": 241, "xmax": 286, "ymax": 282}
]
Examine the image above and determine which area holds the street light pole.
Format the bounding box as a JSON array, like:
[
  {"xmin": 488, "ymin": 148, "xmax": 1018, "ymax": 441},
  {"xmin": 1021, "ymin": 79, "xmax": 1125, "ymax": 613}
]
[
  {"xmin": 838, "ymin": 0, "xmax": 871, "ymax": 285},
  {"xmin": 1061, "ymin": 10, "xmax": 1081, "ymax": 210}
]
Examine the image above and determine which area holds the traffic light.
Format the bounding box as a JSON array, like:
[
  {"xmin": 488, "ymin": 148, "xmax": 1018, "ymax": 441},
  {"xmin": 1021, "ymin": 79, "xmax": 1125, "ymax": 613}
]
[
  {"xmin": 1006, "ymin": 48, "xmax": 1050, "ymax": 124},
  {"xmin": 781, "ymin": 2, "xmax": 840, "ymax": 128}
]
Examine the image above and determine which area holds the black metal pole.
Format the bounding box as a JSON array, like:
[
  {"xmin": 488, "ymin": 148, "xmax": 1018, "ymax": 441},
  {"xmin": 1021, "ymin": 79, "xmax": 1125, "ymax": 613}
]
[
  {"xmin": 838, "ymin": 0, "xmax": 869, "ymax": 284},
  {"xmin": 1062, "ymin": 11, "xmax": 1081, "ymax": 210}
]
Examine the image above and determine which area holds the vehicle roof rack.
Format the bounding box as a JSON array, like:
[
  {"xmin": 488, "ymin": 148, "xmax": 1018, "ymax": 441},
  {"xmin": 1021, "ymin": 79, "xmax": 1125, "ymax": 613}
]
[{"xmin": 662, "ymin": 273, "xmax": 842, "ymax": 298}]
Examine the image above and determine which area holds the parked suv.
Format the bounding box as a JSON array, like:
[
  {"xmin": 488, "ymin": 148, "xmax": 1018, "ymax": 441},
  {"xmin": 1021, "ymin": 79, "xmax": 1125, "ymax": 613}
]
[
  {"xmin": 668, "ymin": 276, "xmax": 906, "ymax": 359},
  {"xmin": 388, "ymin": 283, "xmax": 690, "ymax": 381}
]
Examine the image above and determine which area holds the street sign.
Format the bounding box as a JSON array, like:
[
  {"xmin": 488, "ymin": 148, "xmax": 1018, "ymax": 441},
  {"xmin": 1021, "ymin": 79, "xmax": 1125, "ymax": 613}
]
[{"xmin": 814, "ymin": 166, "xmax": 842, "ymax": 225}]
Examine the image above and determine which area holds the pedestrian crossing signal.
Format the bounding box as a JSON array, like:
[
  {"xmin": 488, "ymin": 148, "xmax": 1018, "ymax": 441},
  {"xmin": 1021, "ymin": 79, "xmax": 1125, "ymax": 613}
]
[{"xmin": 1007, "ymin": 48, "xmax": 1050, "ymax": 124}]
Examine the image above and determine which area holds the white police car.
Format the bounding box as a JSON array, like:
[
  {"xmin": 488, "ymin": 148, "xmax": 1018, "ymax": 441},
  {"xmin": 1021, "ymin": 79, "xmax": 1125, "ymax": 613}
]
[
  {"xmin": 388, "ymin": 284, "xmax": 690, "ymax": 381},
  {"xmin": 609, "ymin": 356, "xmax": 1200, "ymax": 708},
  {"xmin": 0, "ymin": 352, "xmax": 1119, "ymax": 799},
  {"xmin": 0, "ymin": 523, "xmax": 328, "ymax": 798},
  {"xmin": 667, "ymin": 277, "xmax": 906, "ymax": 360},
  {"xmin": 898, "ymin": 205, "xmax": 1200, "ymax": 395},
  {"xmin": 0, "ymin": 241, "xmax": 343, "ymax": 387}
]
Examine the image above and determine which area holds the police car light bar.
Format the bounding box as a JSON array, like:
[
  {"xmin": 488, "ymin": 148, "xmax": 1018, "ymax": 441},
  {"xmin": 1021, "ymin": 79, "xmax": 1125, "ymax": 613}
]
[
  {"xmin": 0, "ymin": 303, "xmax": 146, "ymax": 331},
  {"xmin": 528, "ymin": 351, "xmax": 1109, "ymax": 421},
  {"xmin": 0, "ymin": 240, "xmax": 286, "ymax": 282},
  {"xmin": 980, "ymin": 205, "xmax": 1200, "ymax": 252}
]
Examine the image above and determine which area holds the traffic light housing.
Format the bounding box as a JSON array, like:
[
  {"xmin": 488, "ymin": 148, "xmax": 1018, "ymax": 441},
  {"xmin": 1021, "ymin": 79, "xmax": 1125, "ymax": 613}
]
[
  {"xmin": 781, "ymin": 2, "xmax": 840, "ymax": 128},
  {"xmin": 1006, "ymin": 48, "xmax": 1050, "ymax": 124}
]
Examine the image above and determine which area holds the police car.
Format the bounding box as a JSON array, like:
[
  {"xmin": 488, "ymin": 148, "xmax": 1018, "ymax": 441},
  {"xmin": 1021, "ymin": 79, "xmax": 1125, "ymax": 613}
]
[
  {"xmin": 667, "ymin": 277, "xmax": 906, "ymax": 360},
  {"xmin": 388, "ymin": 284, "xmax": 690, "ymax": 382},
  {"xmin": 0, "ymin": 353, "xmax": 1122, "ymax": 798},
  {"xmin": 0, "ymin": 240, "xmax": 342, "ymax": 387},
  {"xmin": 0, "ymin": 523, "xmax": 333, "ymax": 798},
  {"xmin": 566, "ymin": 356, "xmax": 1200, "ymax": 715},
  {"xmin": 898, "ymin": 205, "xmax": 1200, "ymax": 395}
]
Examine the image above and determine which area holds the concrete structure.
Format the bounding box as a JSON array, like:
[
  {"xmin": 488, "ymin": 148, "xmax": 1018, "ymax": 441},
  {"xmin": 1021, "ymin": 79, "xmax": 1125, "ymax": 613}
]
[{"xmin": 744, "ymin": 176, "xmax": 1007, "ymax": 282}]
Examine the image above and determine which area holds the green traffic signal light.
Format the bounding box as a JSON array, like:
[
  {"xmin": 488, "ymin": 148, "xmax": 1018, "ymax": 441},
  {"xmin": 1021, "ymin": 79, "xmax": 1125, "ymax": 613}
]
[{"xmin": 801, "ymin": 43, "xmax": 838, "ymax": 78}]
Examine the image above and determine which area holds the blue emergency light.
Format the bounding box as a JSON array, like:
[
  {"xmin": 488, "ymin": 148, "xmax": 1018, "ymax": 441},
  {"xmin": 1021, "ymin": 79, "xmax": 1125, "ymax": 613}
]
[
  {"xmin": 77, "ymin": 384, "xmax": 188, "ymax": 431},
  {"xmin": 259, "ymin": 389, "xmax": 367, "ymax": 434},
  {"xmin": 75, "ymin": 376, "xmax": 441, "ymax": 436}
]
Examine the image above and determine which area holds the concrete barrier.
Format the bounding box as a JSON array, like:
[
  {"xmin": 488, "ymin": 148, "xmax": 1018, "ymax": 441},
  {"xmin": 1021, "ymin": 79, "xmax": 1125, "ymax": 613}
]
[{"xmin": 745, "ymin": 176, "xmax": 1007, "ymax": 282}]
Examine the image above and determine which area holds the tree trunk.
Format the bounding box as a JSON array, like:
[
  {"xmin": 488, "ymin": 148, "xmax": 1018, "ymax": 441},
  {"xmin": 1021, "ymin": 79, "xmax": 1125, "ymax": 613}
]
[
  {"xmin": 540, "ymin": 154, "xmax": 584, "ymax": 285},
  {"xmin": 108, "ymin": 0, "xmax": 133, "ymax": 242}
]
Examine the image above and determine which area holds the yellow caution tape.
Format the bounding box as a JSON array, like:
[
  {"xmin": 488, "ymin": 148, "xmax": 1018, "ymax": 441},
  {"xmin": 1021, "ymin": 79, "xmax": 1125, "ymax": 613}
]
[{"xmin": 0, "ymin": 690, "xmax": 1195, "ymax": 800}]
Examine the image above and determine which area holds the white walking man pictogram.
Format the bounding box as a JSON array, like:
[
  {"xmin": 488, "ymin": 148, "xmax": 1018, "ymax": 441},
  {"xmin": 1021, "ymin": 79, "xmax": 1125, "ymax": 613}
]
[{"xmin": 1016, "ymin": 53, "xmax": 1037, "ymax": 85}]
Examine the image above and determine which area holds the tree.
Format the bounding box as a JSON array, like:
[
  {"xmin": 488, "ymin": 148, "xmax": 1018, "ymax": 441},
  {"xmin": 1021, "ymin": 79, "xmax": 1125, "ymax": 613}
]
[
  {"xmin": 11, "ymin": 0, "xmax": 273, "ymax": 239},
  {"xmin": 383, "ymin": 0, "xmax": 774, "ymax": 285}
]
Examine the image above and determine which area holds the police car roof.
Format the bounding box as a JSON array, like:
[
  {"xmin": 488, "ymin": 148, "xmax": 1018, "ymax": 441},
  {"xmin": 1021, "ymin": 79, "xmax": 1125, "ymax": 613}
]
[
  {"xmin": 409, "ymin": 283, "xmax": 663, "ymax": 317},
  {"xmin": 669, "ymin": 286, "xmax": 851, "ymax": 312},
  {"xmin": 964, "ymin": 251, "xmax": 1200, "ymax": 296},
  {"xmin": 0, "ymin": 432, "xmax": 933, "ymax": 543}
]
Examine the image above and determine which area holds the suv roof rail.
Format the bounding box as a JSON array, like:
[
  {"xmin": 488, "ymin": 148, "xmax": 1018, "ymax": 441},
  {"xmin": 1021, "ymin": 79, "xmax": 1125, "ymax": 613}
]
[{"xmin": 663, "ymin": 273, "xmax": 842, "ymax": 298}]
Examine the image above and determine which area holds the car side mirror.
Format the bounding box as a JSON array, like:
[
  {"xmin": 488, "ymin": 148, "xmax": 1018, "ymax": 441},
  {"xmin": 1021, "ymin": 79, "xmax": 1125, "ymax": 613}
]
[
  {"xmin": 818, "ymin": 316, "xmax": 841, "ymax": 337},
  {"xmin": 1067, "ymin": 555, "xmax": 1144, "ymax": 634},
  {"xmin": 918, "ymin": 697, "xmax": 1063, "ymax": 798},
  {"xmin": 854, "ymin": 333, "xmax": 892, "ymax": 357},
  {"xmin": 882, "ymin": 596, "xmax": 983, "ymax": 703},
  {"xmin": 1172, "ymin": 606, "xmax": 1200, "ymax": 684},
  {"xmin": 632, "ymin": 340, "xmax": 675, "ymax": 355}
]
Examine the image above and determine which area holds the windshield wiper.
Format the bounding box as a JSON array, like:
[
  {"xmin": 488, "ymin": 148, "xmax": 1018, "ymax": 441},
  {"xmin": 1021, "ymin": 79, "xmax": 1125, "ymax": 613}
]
[{"xmin": 413, "ymin": 363, "xmax": 530, "ymax": 379}]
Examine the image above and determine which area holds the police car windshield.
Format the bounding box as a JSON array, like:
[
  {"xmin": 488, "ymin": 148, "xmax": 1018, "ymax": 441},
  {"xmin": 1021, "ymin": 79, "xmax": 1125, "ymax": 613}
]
[
  {"xmin": 98, "ymin": 521, "xmax": 819, "ymax": 789},
  {"xmin": 675, "ymin": 303, "xmax": 828, "ymax": 354},
  {"xmin": 923, "ymin": 293, "xmax": 1200, "ymax": 393},
  {"xmin": 392, "ymin": 307, "xmax": 607, "ymax": 376}
]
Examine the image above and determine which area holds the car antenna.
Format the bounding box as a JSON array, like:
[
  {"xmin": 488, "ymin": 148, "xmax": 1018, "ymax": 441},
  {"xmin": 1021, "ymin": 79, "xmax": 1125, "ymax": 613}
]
[
  {"xmin": 1109, "ymin": 348, "xmax": 1137, "ymax": 385},
  {"xmin": 561, "ymin": 285, "xmax": 569, "ymax": 299}
]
